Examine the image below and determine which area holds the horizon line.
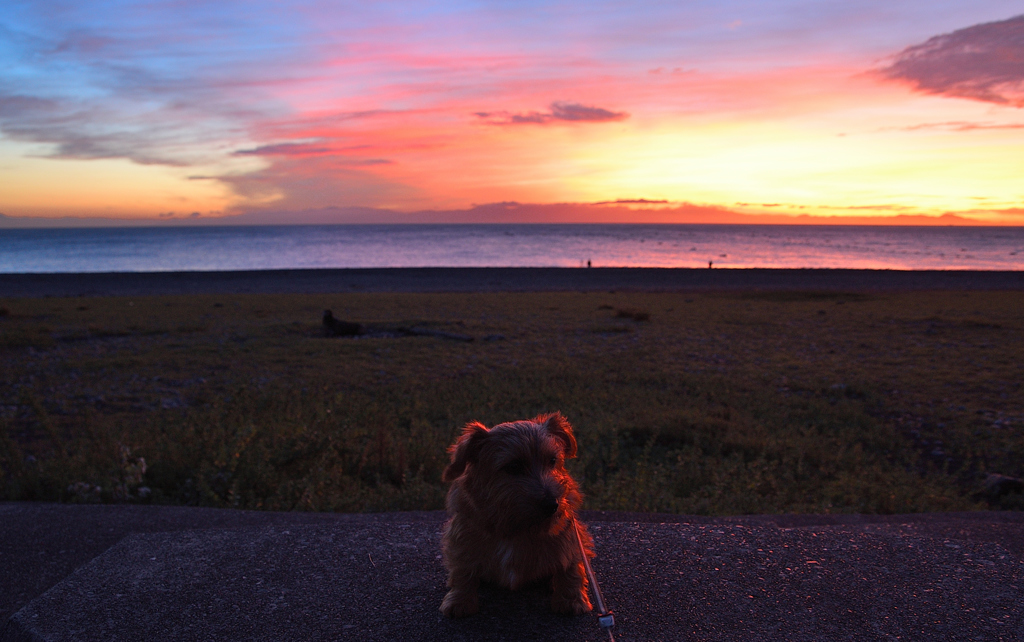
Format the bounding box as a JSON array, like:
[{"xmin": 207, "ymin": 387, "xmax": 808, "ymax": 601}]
[{"xmin": 2, "ymin": 202, "xmax": 1022, "ymax": 228}]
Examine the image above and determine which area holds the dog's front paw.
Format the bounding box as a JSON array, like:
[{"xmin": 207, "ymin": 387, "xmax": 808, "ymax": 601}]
[
  {"xmin": 551, "ymin": 590, "xmax": 592, "ymax": 615},
  {"xmin": 440, "ymin": 589, "xmax": 479, "ymax": 618}
]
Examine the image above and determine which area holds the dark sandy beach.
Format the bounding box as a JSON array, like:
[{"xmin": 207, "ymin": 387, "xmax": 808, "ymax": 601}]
[{"xmin": 2, "ymin": 267, "xmax": 1023, "ymax": 298}]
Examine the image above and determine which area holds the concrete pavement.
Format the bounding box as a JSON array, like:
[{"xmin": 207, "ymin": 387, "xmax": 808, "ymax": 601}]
[{"xmin": 2, "ymin": 504, "xmax": 1023, "ymax": 641}]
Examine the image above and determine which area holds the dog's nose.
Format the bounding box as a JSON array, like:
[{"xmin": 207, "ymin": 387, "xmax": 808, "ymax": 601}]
[{"xmin": 540, "ymin": 494, "xmax": 559, "ymax": 516}]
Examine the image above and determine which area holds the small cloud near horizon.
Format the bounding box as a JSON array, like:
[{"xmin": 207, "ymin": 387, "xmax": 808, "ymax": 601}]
[
  {"xmin": 476, "ymin": 101, "xmax": 628, "ymax": 125},
  {"xmin": 878, "ymin": 14, "xmax": 1024, "ymax": 107},
  {"xmin": 593, "ymin": 198, "xmax": 670, "ymax": 205},
  {"xmin": 886, "ymin": 120, "xmax": 1024, "ymax": 132}
]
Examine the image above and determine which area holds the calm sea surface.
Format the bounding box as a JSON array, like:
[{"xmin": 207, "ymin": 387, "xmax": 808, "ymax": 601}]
[{"xmin": 1, "ymin": 224, "xmax": 1022, "ymax": 273}]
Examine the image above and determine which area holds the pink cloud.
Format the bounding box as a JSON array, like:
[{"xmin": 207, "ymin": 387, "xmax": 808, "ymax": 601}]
[{"xmin": 878, "ymin": 14, "xmax": 1024, "ymax": 107}]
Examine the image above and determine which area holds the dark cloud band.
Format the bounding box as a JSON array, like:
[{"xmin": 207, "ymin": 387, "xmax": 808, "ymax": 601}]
[{"xmin": 476, "ymin": 101, "xmax": 628, "ymax": 125}]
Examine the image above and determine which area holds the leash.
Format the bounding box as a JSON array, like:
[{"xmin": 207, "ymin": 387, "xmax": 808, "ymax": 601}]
[{"xmin": 573, "ymin": 519, "xmax": 615, "ymax": 642}]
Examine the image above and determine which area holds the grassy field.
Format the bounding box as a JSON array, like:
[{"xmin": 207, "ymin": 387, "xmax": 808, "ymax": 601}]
[{"xmin": 1, "ymin": 289, "xmax": 1022, "ymax": 515}]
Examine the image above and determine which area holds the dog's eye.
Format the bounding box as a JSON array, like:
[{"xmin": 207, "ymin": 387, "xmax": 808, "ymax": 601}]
[
  {"xmin": 548, "ymin": 456, "xmax": 558, "ymax": 467},
  {"xmin": 503, "ymin": 459, "xmax": 527, "ymax": 475}
]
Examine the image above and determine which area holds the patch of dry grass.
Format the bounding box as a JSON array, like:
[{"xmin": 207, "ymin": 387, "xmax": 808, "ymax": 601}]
[{"xmin": 1, "ymin": 290, "xmax": 1021, "ymax": 513}]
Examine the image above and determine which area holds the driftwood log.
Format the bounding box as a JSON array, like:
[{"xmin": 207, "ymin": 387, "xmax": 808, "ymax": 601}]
[
  {"xmin": 322, "ymin": 310, "xmax": 364, "ymax": 336},
  {"xmin": 322, "ymin": 310, "xmax": 473, "ymax": 341},
  {"xmin": 396, "ymin": 326, "xmax": 474, "ymax": 342},
  {"xmin": 984, "ymin": 473, "xmax": 1024, "ymax": 498}
]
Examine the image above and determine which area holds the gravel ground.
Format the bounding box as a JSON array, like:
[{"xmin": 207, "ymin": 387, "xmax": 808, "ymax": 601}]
[{"xmin": 2, "ymin": 267, "xmax": 1023, "ymax": 298}]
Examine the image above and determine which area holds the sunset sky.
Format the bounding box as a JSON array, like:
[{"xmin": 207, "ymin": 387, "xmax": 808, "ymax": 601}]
[{"xmin": 1, "ymin": 1, "xmax": 1023, "ymax": 224}]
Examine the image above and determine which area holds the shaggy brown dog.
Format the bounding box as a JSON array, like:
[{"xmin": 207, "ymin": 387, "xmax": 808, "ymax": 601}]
[{"xmin": 439, "ymin": 412, "xmax": 594, "ymax": 617}]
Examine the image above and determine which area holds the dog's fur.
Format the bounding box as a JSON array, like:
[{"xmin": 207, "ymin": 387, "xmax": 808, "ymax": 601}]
[{"xmin": 439, "ymin": 412, "xmax": 594, "ymax": 618}]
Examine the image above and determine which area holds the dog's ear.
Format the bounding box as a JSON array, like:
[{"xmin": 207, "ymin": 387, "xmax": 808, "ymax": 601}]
[
  {"xmin": 538, "ymin": 412, "xmax": 577, "ymax": 459},
  {"xmin": 443, "ymin": 422, "xmax": 489, "ymax": 482}
]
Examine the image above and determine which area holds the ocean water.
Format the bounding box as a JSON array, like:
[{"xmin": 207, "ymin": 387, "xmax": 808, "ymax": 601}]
[{"xmin": 0, "ymin": 224, "xmax": 1022, "ymax": 273}]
